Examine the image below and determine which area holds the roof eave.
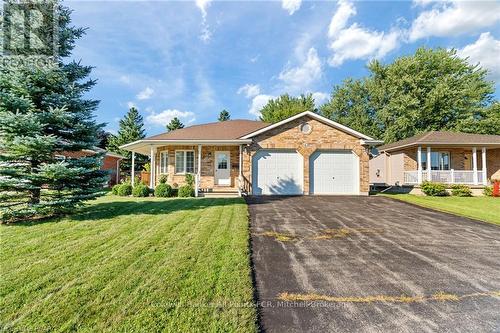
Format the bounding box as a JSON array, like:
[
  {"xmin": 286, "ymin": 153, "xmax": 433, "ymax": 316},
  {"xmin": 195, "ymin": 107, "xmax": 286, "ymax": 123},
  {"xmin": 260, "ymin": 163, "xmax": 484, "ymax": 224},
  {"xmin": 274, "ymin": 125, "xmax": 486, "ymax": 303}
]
[
  {"xmin": 380, "ymin": 142, "xmax": 500, "ymax": 152},
  {"xmin": 119, "ymin": 139, "xmax": 253, "ymax": 152}
]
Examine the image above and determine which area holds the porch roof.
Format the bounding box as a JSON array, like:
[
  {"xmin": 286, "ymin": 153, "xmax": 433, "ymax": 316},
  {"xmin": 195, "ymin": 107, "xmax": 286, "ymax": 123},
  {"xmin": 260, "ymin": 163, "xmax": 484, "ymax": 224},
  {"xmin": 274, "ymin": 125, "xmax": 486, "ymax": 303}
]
[
  {"xmin": 378, "ymin": 131, "xmax": 500, "ymax": 152},
  {"xmin": 120, "ymin": 139, "xmax": 252, "ymax": 155}
]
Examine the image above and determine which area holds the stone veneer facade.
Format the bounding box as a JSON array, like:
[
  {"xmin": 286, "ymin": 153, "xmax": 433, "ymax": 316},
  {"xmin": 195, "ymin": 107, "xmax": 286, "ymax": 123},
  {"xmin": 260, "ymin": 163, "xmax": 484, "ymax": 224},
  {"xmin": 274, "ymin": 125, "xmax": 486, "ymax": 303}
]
[{"xmin": 152, "ymin": 114, "xmax": 371, "ymax": 195}]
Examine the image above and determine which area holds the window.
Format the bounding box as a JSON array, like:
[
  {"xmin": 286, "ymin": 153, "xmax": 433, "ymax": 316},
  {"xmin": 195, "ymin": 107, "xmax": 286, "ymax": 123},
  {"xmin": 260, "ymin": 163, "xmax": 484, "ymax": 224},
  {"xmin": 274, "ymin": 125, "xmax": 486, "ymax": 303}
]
[
  {"xmin": 217, "ymin": 153, "xmax": 228, "ymax": 169},
  {"xmin": 422, "ymin": 151, "xmax": 450, "ymax": 170},
  {"xmin": 159, "ymin": 151, "xmax": 168, "ymax": 174},
  {"xmin": 175, "ymin": 150, "xmax": 195, "ymax": 174}
]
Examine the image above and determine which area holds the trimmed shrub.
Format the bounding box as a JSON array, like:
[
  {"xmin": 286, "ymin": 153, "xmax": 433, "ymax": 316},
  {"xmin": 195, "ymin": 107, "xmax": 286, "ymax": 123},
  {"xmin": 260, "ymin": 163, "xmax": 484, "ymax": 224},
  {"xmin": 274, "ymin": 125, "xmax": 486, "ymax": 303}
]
[
  {"xmin": 132, "ymin": 184, "xmax": 150, "ymax": 197},
  {"xmin": 451, "ymin": 184, "xmax": 472, "ymax": 197},
  {"xmin": 483, "ymin": 186, "xmax": 493, "ymax": 197},
  {"xmin": 159, "ymin": 174, "xmax": 168, "ymax": 184},
  {"xmin": 178, "ymin": 185, "xmax": 195, "ymax": 197},
  {"xmin": 117, "ymin": 183, "xmax": 132, "ymax": 196},
  {"xmin": 185, "ymin": 174, "xmax": 195, "ymax": 187},
  {"xmin": 154, "ymin": 183, "xmax": 172, "ymax": 197},
  {"xmin": 421, "ymin": 181, "xmax": 448, "ymax": 196},
  {"xmin": 112, "ymin": 184, "xmax": 121, "ymax": 195}
]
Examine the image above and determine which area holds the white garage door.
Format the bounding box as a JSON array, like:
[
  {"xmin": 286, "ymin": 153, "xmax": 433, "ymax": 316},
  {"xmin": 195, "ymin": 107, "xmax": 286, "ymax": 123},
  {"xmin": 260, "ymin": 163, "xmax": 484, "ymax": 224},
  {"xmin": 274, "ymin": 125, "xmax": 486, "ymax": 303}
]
[
  {"xmin": 252, "ymin": 150, "xmax": 303, "ymax": 195},
  {"xmin": 310, "ymin": 150, "xmax": 359, "ymax": 195}
]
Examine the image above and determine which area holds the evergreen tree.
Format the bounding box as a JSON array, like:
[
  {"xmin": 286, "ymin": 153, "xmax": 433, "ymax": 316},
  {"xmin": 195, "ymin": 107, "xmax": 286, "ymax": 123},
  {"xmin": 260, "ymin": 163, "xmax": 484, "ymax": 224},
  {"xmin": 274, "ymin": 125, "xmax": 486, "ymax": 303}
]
[
  {"xmin": 107, "ymin": 107, "xmax": 147, "ymax": 173},
  {"xmin": 166, "ymin": 117, "xmax": 185, "ymax": 131},
  {"xmin": 260, "ymin": 94, "xmax": 315, "ymax": 123},
  {"xmin": 0, "ymin": 3, "xmax": 108, "ymax": 221},
  {"xmin": 218, "ymin": 109, "xmax": 230, "ymax": 121}
]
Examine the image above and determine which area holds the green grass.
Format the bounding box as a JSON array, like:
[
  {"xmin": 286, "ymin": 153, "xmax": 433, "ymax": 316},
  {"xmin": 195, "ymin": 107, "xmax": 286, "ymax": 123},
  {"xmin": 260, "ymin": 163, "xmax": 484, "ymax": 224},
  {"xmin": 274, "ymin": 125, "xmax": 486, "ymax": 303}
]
[
  {"xmin": 0, "ymin": 195, "xmax": 257, "ymax": 332},
  {"xmin": 382, "ymin": 194, "xmax": 500, "ymax": 225}
]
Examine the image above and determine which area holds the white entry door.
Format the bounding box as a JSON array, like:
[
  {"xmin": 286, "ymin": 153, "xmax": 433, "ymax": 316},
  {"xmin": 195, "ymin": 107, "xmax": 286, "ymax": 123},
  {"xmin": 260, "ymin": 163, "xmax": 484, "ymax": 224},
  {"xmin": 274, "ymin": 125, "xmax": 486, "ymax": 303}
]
[
  {"xmin": 310, "ymin": 150, "xmax": 359, "ymax": 195},
  {"xmin": 215, "ymin": 151, "xmax": 231, "ymax": 185},
  {"xmin": 252, "ymin": 150, "xmax": 303, "ymax": 195}
]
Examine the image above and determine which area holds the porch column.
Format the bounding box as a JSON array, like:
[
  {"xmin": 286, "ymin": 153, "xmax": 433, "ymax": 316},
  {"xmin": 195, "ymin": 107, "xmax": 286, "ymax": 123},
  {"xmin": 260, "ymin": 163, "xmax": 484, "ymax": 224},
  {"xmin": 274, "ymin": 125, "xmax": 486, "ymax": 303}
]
[
  {"xmin": 150, "ymin": 146, "xmax": 156, "ymax": 189},
  {"xmin": 196, "ymin": 145, "xmax": 202, "ymax": 197},
  {"xmin": 131, "ymin": 152, "xmax": 135, "ymax": 187},
  {"xmin": 426, "ymin": 147, "xmax": 432, "ymax": 181},
  {"xmin": 482, "ymin": 147, "xmax": 487, "ymax": 185},
  {"xmin": 238, "ymin": 145, "xmax": 243, "ymax": 196},
  {"xmin": 472, "ymin": 147, "xmax": 478, "ymax": 185},
  {"xmin": 417, "ymin": 146, "xmax": 423, "ymax": 184}
]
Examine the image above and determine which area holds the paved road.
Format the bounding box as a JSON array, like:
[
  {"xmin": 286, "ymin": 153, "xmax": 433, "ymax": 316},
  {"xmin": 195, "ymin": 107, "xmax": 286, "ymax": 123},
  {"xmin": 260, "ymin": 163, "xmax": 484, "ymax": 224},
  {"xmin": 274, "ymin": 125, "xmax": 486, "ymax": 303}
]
[{"xmin": 246, "ymin": 196, "xmax": 500, "ymax": 333}]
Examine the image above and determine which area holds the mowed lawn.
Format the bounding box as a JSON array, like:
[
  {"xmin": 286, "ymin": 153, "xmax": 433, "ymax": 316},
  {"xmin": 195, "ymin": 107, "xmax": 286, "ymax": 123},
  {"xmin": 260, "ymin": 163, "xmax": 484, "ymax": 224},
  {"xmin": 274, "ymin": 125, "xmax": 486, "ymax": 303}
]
[
  {"xmin": 384, "ymin": 194, "xmax": 500, "ymax": 225},
  {"xmin": 0, "ymin": 195, "xmax": 257, "ymax": 332}
]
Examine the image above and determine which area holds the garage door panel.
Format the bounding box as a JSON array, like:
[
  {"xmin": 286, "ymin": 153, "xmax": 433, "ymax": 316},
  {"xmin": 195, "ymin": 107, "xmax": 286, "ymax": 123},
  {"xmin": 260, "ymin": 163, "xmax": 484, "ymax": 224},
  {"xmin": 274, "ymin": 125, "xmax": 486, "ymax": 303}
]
[
  {"xmin": 252, "ymin": 150, "xmax": 303, "ymax": 195},
  {"xmin": 310, "ymin": 150, "xmax": 358, "ymax": 195}
]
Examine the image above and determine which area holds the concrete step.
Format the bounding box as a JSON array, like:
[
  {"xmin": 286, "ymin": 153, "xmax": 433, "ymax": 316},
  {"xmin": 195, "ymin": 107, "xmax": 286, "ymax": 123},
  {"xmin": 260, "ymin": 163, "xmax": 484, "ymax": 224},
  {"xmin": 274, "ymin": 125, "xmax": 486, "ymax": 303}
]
[{"xmin": 200, "ymin": 191, "xmax": 240, "ymax": 198}]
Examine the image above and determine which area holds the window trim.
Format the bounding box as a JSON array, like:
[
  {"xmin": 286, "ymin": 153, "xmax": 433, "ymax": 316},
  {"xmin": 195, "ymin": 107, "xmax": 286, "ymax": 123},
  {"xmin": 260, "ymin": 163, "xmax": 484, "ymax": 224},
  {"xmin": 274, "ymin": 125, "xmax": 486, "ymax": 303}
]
[
  {"xmin": 174, "ymin": 150, "xmax": 195, "ymax": 174},
  {"xmin": 159, "ymin": 150, "xmax": 168, "ymax": 174},
  {"xmin": 422, "ymin": 150, "xmax": 451, "ymax": 171}
]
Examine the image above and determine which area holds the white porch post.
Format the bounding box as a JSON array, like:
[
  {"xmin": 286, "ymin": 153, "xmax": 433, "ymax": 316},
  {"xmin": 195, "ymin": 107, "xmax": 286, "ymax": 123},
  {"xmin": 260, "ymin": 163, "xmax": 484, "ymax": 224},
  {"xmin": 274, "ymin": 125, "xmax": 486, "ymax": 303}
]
[
  {"xmin": 238, "ymin": 145, "xmax": 243, "ymax": 196},
  {"xmin": 472, "ymin": 147, "xmax": 478, "ymax": 185},
  {"xmin": 131, "ymin": 152, "xmax": 135, "ymax": 187},
  {"xmin": 482, "ymin": 147, "xmax": 487, "ymax": 185},
  {"xmin": 196, "ymin": 144, "xmax": 202, "ymax": 197},
  {"xmin": 426, "ymin": 147, "xmax": 432, "ymax": 181},
  {"xmin": 417, "ymin": 146, "xmax": 423, "ymax": 184},
  {"xmin": 150, "ymin": 146, "xmax": 156, "ymax": 189}
]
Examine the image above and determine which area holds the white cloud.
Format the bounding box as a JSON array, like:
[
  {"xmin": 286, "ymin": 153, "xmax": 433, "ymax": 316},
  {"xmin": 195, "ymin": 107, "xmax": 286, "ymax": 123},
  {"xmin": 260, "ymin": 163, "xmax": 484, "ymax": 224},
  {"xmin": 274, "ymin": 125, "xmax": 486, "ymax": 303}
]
[
  {"xmin": 195, "ymin": 0, "xmax": 212, "ymax": 19},
  {"xmin": 126, "ymin": 101, "xmax": 136, "ymax": 109},
  {"xmin": 279, "ymin": 47, "xmax": 322, "ymax": 92},
  {"xmin": 119, "ymin": 75, "xmax": 131, "ymax": 85},
  {"xmin": 237, "ymin": 84, "xmax": 261, "ymax": 98},
  {"xmin": 146, "ymin": 109, "xmax": 196, "ymax": 126},
  {"xmin": 136, "ymin": 87, "xmax": 154, "ymax": 100},
  {"xmin": 249, "ymin": 94, "xmax": 275, "ymax": 117},
  {"xmin": 409, "ymin": 1, "xmax": 500, "ymax": 41},
  {"xmin": 457, "ymin": 32, "xmax": 500, "ymax": 82},
  {"xmin": 328, "ymin": 0, "xmax": 356, "ymax": 38},
  {"xmin": 326, "ymin": 0, "xmax": 401, "ymax": 67},
  {"xmin": 312, "ymin": 92, "xmax": 329, "ymax": 107},
  {"xmin": 196, "ymin": 0, "xmax": 213, "ymax": 43},
  {"xmin": 282, "ymin": 0, "xmax": 302, "ymax": 15},
  {"xmin": 412, "ymin": 0, "xmax": 434, "ymax": 7}
]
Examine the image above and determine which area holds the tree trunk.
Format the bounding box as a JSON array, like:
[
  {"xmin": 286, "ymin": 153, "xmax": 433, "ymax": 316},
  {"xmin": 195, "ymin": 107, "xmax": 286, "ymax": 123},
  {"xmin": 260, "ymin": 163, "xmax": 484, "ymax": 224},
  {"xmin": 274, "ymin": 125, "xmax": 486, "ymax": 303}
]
[{"xmin": 29, "ymin": 188, "xmax": 41, "ymax": 205}]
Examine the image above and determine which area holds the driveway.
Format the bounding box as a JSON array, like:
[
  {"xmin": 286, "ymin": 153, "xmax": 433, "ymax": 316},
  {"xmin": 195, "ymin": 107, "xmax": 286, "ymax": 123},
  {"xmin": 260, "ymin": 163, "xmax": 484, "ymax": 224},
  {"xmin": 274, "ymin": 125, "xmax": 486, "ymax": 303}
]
[{"xmin": 246, "ymin": 196, "xmax": 500, "ymax": 333}]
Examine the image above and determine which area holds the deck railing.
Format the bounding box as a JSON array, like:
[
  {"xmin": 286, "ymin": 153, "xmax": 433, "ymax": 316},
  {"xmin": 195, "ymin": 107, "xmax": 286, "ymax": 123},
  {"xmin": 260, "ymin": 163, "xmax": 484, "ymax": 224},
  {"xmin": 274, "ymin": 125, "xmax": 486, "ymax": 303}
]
[{"xmin": 403, "ymin": 170, "xmax": 484, "ymax": 185}]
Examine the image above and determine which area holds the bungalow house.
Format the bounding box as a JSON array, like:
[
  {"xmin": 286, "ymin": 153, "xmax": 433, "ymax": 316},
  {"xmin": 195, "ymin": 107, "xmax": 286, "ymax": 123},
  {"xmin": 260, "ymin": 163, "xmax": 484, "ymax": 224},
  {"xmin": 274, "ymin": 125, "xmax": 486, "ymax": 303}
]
[
  {"xmin": 120, "ymin": 111, "xmax": 382, "ymax": 196},
  {"xmin": 370, "ymin": 131, "xmax": 500, "ymax": 194}
]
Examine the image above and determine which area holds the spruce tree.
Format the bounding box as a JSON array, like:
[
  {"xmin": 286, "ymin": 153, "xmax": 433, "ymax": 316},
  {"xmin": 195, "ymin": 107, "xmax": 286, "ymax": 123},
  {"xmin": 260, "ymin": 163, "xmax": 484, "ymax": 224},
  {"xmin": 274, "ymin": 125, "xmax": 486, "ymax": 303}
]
[
  {"xmin": 166, "ymin": 117, "xmax": 185, "ymax": 131},
  {"xmin": 0, "ymin": 3, "xmax": 108, "ymax": 221},
  {"xmin": 107, "ymin": 107, "xmax": 147, "ymax": 172},
  {"xmin": 218, "ymin": 109, "xmax": 230, "ymax": 121}
]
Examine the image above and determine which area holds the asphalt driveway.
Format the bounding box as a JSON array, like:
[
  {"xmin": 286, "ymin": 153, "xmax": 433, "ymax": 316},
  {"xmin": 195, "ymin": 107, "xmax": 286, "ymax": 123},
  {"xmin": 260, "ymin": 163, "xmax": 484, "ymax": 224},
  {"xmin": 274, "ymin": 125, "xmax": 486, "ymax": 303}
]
[{"xmin": 246, "ymin": 196, "xmax": 500, "ymax": 333}]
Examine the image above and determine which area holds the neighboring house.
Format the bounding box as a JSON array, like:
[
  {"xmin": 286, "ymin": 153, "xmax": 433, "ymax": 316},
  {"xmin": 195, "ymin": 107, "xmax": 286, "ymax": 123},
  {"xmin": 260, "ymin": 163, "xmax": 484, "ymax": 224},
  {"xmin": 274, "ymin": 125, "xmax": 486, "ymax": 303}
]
[
  {"xmin": 61, "ymin": 148, "xmax": 124, "ymax": 186},
  {"xmin": 120, "ymin": 111, "xmax": 382, "ymax": 196},
  {"xmin": 370, "ymin": 131, "xmax": 500, "ymax": 193}
]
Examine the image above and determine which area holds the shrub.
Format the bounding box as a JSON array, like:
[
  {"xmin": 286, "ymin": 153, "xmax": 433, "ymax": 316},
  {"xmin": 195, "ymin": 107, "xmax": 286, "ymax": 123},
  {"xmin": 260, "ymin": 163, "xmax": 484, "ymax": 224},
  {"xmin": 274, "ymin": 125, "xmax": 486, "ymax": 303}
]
[
  {"xmin": 483, "ymin": 186, "xmax": 493, "ymax": 197},
  {"xmin": 185, "ymin": 174, "xmax": 195, "ymax": 187},
  {"xmin": 132, "ymin": 184, "xmax": 150, "ymax": 197},
  {"xmin": 178, "ymin": 185, "xmax": 195, "ymax": 197},
  {"xmin": 154, "ymin": 183, "xmax": 172, "ymax": 197},
  {"xmin": 421, "ymin": 181, "xmax": 448, "ymax": 196},
  {"xmin": 451, "ymin": 184, "xmax": 472, "ymax": 197},
  {"xmin": 112, "ymin": 184, "xmax": 121, "ymax": 195},
  {"xmin": 159, "ymin": 174, "xmax": 168, "ymax": 184},
  {"xmin": 117, "ymin": 183, "xmax": 132, "ymax": 196},
  {"xmin": 143, "ymin": 163, "xmax": 151, "ymax": 172}
]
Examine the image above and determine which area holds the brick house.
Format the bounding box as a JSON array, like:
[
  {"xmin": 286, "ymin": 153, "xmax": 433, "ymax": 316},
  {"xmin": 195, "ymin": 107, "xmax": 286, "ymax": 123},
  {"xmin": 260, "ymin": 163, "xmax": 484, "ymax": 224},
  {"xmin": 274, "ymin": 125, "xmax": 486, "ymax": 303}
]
[
  {"xmin": 120, "ymin": 111, "xmax": 382, "ymax": 196},
  {"xmin": 370, "ymin": 131, "xmax": 500, "ymax": 194}
]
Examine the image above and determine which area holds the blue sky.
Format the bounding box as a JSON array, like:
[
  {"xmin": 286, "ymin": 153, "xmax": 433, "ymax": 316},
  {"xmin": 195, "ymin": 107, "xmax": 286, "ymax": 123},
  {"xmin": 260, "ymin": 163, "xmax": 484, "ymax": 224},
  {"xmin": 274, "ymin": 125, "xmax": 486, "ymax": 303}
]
[{"xmin": 67, "ymin": 0, "xmax": 500, "ymax": 136}]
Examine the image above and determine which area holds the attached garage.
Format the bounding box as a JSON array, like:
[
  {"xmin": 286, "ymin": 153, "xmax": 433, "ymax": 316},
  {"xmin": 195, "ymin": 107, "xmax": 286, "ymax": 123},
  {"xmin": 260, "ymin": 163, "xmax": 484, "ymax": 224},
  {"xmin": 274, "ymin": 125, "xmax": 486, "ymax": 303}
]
[
  {"xmin": 309, "ymin": 150, "xmax": 359, "ymax": 195},
  {"xmin": 252, "ymin": 150, "xmax": 303, "ymax": 195}
]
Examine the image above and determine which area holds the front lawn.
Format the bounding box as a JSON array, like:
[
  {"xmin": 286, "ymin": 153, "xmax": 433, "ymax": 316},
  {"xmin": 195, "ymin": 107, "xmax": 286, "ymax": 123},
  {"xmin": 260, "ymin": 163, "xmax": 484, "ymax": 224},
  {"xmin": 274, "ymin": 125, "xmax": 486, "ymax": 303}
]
[
  {"xmin": 383, "ymin": 194, "xmax": 500, "ymax": 225},
  {"xmin": 0, "ymin": 196, "xmax": 257, "ymax": 332}
]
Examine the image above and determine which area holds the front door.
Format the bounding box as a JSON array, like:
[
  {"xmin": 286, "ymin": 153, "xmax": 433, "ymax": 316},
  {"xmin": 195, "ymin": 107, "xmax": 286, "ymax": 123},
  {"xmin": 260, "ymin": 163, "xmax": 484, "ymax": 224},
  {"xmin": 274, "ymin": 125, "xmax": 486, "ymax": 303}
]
[{"xmin": 215, "ymin": 151, "xmax": 231, "ymax": 185}]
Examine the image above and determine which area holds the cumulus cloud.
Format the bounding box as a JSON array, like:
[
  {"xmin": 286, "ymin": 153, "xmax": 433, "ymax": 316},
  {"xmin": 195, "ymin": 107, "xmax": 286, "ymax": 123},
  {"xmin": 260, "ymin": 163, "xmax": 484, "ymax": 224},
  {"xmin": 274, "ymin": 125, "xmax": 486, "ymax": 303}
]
[
  {"xmin": 282, "ymin": 0, "xmax": 302, "ymax": 15},
  {"xmin": 237, "ymin": 84, "xmax": 261, "ymax": 98},
  {"xmin": 327, "ymin": 0, "xmax": 401, "ymax": 67},
  {"xmin": 409, "ymin": 1, "xmax": 500, "ymax": 41},
  {"xmin": 146, "ymin": 109, "xmax": 196, "ymax": 126},
  {"xmin": 279, "ymin": 47, "xmax": 322, "ymax": 92},
  {"xmin": 249, "ymin": 94, "xmax": 275, "ymax": 117},
  {"xmin": 311, "ymin": 92, "xmax": 329, "ymax": 107},
  {"xmin": 136, "ymin": 87, "xmax": 154, "ymax": 100},
  {"xmin": 457, "ymin": 32, "xmax": 500, "ymax": 82}
]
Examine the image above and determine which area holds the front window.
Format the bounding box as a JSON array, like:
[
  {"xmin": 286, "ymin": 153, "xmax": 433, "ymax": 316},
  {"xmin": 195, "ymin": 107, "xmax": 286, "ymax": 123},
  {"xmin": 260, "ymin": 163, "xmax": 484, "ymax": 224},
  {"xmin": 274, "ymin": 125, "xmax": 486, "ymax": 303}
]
[
  {"xmin": 159, "ymin": 151, "xmax": 168, "ymax": 174},
  {"xmin": 175, "ymin": 151, "xmax": 194, "ymax": 173},
  {"xmin": 422, "ymin": 151, "xmax": 450, "ymax": 170}
]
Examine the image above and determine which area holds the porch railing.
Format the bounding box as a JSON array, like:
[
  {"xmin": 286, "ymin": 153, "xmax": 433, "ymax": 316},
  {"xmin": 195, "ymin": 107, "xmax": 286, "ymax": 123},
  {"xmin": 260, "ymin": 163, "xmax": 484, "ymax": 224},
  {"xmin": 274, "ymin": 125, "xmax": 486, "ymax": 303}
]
[{"xmin": 404, "ymin": 170, "xmax": 484, "ymax": 185}]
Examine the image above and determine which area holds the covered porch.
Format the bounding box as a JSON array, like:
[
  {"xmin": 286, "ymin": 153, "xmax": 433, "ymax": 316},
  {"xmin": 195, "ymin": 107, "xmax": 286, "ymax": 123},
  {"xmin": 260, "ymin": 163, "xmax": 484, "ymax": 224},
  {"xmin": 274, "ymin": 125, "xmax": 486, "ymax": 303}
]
[
  {"xmin": 123, "ymin": 140, "xmax": 251, "ymax": 197},
  {"xmin": 403, "ymin": 146, "xmax": 489, "ymax": 186}
]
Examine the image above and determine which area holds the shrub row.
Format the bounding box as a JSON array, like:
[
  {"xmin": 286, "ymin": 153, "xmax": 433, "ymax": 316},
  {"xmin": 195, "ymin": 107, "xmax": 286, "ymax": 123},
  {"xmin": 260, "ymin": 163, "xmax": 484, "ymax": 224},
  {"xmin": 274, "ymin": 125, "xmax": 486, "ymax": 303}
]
[
  {"xmin": 112, "ymin": 174, "xmax": 195, "ymax": 198},
  {"xmin": 421, "ymin": 181, "xmax": 494, "ymax": 197}
]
